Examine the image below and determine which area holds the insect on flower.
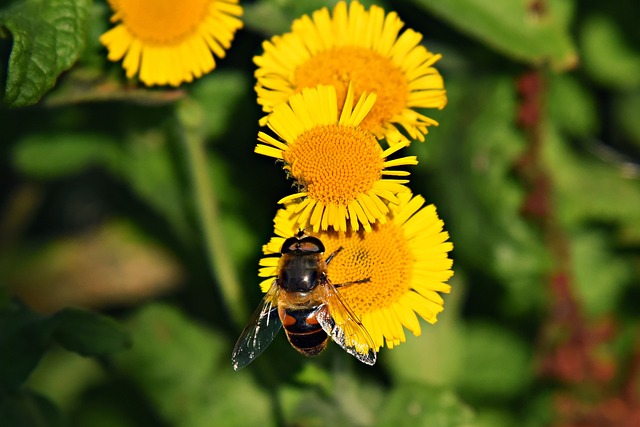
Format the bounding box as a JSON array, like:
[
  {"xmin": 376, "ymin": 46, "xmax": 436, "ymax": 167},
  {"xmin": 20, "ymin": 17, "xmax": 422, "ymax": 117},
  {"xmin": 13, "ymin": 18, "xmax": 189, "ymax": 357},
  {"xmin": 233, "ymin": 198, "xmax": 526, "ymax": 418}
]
[{"xmin": 232, "ymin": 232, "xmax": 377, "ymax": 370}]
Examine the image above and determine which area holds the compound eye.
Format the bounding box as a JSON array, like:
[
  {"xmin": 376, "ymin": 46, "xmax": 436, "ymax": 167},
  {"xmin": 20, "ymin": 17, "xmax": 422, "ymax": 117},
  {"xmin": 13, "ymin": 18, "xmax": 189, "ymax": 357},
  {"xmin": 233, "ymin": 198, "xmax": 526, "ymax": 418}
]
[
  {"xmin": 299, "ymin": 236, "xmax": 325, "ymax": 253},
  {"xmin": 281, "ymin": 237, "xmax": 300, "ymax": 254}
]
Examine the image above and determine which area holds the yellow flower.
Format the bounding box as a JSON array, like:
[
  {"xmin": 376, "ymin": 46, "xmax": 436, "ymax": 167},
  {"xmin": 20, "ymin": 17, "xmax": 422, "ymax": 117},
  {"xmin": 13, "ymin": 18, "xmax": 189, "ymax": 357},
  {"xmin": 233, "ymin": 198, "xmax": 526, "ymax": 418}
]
[
  {"xmin": 100, "ymin": 0, "xmax": 243, "ymax": 87},
  {"xmin": 254, "ymin": 0, "xmax": 446, "ymax": 145},
  {"xmin": 256, "ymin": 83, "xmax": 418, "ymax": 233},
  {"xmin": 259, "ymin": 192, "xmax": 454, "ymax": 350}
]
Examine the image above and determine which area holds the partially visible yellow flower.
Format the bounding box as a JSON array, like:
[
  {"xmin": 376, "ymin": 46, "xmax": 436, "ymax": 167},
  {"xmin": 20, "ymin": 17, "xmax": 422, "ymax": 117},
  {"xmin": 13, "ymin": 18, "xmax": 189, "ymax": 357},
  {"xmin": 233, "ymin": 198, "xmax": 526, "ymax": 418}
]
[
  {"xmin": 256, "ymin": 84, "xmax": 418, "ymax": 233},
  {"xmin": 254, "ymin": 0, "xmax": 446, "ymax": 145},
  {"xmin": 259, "ymin": 192, "xmax": 454, "ymax": 350},
  {"xmin": 100, "ymin": 0, "xmax": 243, "ymax": 87}
]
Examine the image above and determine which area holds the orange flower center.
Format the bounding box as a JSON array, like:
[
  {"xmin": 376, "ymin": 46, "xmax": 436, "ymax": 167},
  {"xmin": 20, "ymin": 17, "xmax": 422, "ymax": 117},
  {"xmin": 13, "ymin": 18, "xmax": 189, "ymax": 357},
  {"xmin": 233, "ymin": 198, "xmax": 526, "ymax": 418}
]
[
  {"xmin": 322, "ymin": 222, "xmax": 413, "ymax": 315},
  {"xmin": 294, "ymin": 46, "xmax": 409, "ymax": 135},
  {"xmin": 113, "ymin": 0, "xmax": 210, "ymax": 44},
  {"xmin": 283, "ymin": 124, "xmax": 384, "ymax": 206}
]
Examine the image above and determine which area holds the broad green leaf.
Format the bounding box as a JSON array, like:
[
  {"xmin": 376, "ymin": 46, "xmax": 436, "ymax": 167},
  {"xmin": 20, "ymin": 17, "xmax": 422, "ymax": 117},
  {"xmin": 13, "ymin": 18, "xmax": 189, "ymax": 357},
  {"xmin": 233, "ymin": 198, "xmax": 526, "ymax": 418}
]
[
  {"xmin": 521, "ymin": 393, "xmax": 554, "ymax": 427},
  {"xmin": 278, "ymin": 386, "xmax": 338, "ymax": 427},
  {"xmin": 12, "ymin": 129, "xmax": 194, "ymax": 243},
  {"xmin": 412, "ymin": 0, "xmax": 577, "ymax": 70},
  {"xmin": 294, "ymin": 363, "xmax": 334, "ymax": 395},
  {"xmin": 72, "ymin": 397, "xmax": 148, "ymax": 427},
  {"xmin": 0, "ymin": 0, "xmax": 90, "ymax": 106},
  {"xmin": 0, "ymin": 389, "xmax": 63, "ymax": 427},
  {"xmin": 548, "ymin": 73, "xmax": 598, "ymax": 138},
  {"xmin": 0, "ymin": 302, "xmax": 127, "ymax": 390},
  {"xmin": 279, "ymin": 366, "xmax": 384, "ymax": 427},
  {"xmin": 615, "ymin": 90, "xmax": 640, "ymax": 151},
  {"xmin": 203, "ymin": 374, "xmax": 276, "ymax": 427},
  {"xmin": 385, "ymin": 277, "xmax": 465, "ymax": 388},
  {"xmin": 474, "ymin": 409, "xmax": 516, "ymax": 427},
  {"xmin": 570, "ymin": 230, "xmax": 633, "ymax": 316},
  {"xmin": 190, "ymin": 71, "xmax": 252, "ymax": 141},
  {"xmin": 26, "ymin": 347, "xmax": 105, "ymax": 411},
  {"xmin": 416, "ymin": 75, "xmax": 549, "ymax": 314},
  {"xmin": 453, "ymin": 322, "xmax": 533, "ymax": 401},
  {"xmin": 12, "ymin": 133, "xmax": 119, "ymax": 179},
  {"xmin": 544, "ymin": 126, "xmax": 640, "ymax": 233},
  {"xmin": 375, "ymin": 383, "xmax": 475, "ymax": 427},
  {"xmin": 0, "ymin": 302, "xmax": 50, "ymax": 390},
  {"xmin": 117, "ymin": 129, "xmax": 193, "ymax": 241},
  {"xmin": 580, "ymin": 9, "xmax": 640, "ymax": 89},
  {"xmin": 384, "ymin": 320, "xmax": 463, "ymax": 386},
  {"xmin": 113, "ymin": 304, "xmax": 275, "ymax": 427},
  {"xmin": 51, "ymin": 308, "xmax": 131, "ymax": 357}
]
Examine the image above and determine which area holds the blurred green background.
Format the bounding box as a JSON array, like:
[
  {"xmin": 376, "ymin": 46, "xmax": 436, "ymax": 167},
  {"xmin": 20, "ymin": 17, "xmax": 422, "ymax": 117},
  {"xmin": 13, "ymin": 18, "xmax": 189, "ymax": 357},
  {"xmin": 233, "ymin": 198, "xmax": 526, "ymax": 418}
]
[{"xmin": 1, "ymin": 0, "xmax": 640, "ymax": 426}]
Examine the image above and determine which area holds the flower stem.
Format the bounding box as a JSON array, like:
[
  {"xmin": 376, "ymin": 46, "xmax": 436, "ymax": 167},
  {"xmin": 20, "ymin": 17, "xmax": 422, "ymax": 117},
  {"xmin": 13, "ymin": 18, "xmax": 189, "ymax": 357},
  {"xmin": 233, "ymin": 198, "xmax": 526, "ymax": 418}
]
[{"xmin": 178, "ymin": 99, "xmax": 247, "ymax": 328}]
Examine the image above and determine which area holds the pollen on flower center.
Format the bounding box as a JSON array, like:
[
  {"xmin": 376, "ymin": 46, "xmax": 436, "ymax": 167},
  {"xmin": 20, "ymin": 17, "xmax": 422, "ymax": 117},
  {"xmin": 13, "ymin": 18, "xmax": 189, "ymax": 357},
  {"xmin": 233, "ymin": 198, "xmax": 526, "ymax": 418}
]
[
  {"xmin": 325, "ymin": 223, "xmax": 413, "ymax": 315},
  {"xmin": 283, "ymin": 124, "xmax": 384, "ymax": 206},
  {"xmin": 294, "ymin": 47, "xmax": 409, "ymax": 135},
  {"xmin": 115, "ymin": 0, "xmax": 210, "ymax": 44}
]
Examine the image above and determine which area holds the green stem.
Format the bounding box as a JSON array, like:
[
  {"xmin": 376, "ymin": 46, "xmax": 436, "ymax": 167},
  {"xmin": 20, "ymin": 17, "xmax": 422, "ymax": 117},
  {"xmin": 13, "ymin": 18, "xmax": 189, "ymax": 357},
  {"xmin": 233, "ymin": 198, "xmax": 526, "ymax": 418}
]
[{"xmin": 178, "ymin": 99, "xmax": 247, "ymax": 328}]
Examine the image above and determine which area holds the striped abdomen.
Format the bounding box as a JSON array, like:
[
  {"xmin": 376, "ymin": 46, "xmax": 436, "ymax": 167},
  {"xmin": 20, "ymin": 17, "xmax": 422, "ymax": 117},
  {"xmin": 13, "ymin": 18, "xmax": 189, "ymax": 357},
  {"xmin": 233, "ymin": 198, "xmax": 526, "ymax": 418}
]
[{"xmin": 279, "ymin": 306, "xmax": 328, "ymax": 356}]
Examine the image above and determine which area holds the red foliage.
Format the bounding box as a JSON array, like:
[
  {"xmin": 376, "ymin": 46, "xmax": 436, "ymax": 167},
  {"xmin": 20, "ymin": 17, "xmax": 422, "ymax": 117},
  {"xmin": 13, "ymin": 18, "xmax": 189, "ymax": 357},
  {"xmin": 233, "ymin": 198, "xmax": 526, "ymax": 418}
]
[{"xmin": 515, "ymin": 69, "xmax": 640, "ymax": 427}]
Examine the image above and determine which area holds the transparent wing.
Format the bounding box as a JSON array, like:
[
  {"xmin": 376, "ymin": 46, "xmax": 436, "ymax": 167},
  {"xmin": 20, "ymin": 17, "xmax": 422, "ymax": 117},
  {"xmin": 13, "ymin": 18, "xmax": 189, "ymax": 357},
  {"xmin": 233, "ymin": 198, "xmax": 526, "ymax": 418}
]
[
  {"xmin": 231, "ymin": 282, "xmax": 282, "ymax": 370},
  {"xmin": 316, "ymin": 281, "xmax": 377, "ymax": 366}
]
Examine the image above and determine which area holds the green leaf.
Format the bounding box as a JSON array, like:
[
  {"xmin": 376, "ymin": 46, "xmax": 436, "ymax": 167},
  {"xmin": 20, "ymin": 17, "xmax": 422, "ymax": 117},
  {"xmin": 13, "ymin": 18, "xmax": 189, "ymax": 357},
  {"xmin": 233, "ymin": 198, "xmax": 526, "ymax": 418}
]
[
  {"xmin": 12, "ymin": 133, "xmax": 119, "ymax": 179},
  {"xmin": 278, "ymin": 386, "xmax": 339, "ymax": 427},
  {"xmin": 474, "ymin": 409, "xmax": 516, "ymax": 427},
  {"xmin": 279, "ymin": 366, "xmax": 384, "ymax": 427},
  {"xmin": 375, "ymin": 383, "xmax": 475, "ymax": 427},
  {"xmin": 385, "ymin": 278, "xmax": 465, "ymax": 388},
  {"xmin": 0, "ymin": 0, "xmax": 91, "ymax": 107},
  {"xmin": 571, "ymin": 230, "xmax": 633, "ymax": 316},
  {"xmin": 382, "ymin": 286, "xmax": 532, "ymax": 404},
  {"xmin": 454, "ymin": 322, "xmax": 533, "ymax": 401},
  {"xmin": 412, "ymin": 0, "xmax": 577, "ymax": 70},
  {"xmin": 0, "ymin": 302, "xmax": 50, "ymax": 390},
  {"xmin": 202, "ymin": 374, "xmax": 276, "ymax": 427},
  {"xmin": 580, "ymin": 10, "xmax": 640, "ymax": 89},
  {"xmin": 544, "ymin": 126, "xmax": 640, "ymax": 232},
  {"xmin": 117, "ymin": 129, "xmax": 193, "ymax": 241},
  {"xmin": 0, "ymin": 389, "xmax": 63, "ymax": 427},
  {"xmin": 548, "ymin": 73, "xmax": 599, "ymax": 138},
  {"xmin": 418, "ymin": 75, "xmax": 549, "ymax": 314},
  {"xmin": 615, "ymin": 90, "xmax": 640, "ymax": 151},
  {"xmin": 190, "ymin": 71, "xmax": 252, "ymax": 140},
  {"xmin": 51, "ymin": 308, "xmax": 131, "ymax": 358},
  {"xmin": 12, "ymin": 129, "xmax": 193, "ymax": 243},
  {"xmin": 0, "ymin": 302, "xmax": 128, "ymax": 390},
  {"xmin": 25, "ymin": 347, "xmax": 105, "ymax": 412},
  {"xmin": 113, "ymin": 304, "xmax": 275, "ymax": 427},
  {"xmin": 521, "ymin": 392, "xmax": 554, "ymax": 427}
]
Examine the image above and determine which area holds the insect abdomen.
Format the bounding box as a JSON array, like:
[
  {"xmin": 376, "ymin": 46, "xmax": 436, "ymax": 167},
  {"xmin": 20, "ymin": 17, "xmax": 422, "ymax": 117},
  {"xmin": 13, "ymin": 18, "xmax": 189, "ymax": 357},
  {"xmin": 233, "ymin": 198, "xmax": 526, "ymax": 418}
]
[{"xmin": 280, "ymin": 307, "xmax": 328, "ymax": 356}]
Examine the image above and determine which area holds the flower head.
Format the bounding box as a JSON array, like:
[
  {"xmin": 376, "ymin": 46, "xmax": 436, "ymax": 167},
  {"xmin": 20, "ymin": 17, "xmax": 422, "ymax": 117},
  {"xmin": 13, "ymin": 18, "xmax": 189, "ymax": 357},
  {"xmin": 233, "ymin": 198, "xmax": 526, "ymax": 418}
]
[
  {"xmin": 254, "ymin": 0, "xmax": 446, "ymax": 144},
  {"xmin": 100, "ymin": 0, "xmax": 243, "ymax": 87},
  {"xmin": 259, "ymin": 193, "xmax": 454, "ymax": 350},
  {"xmin": 256, "ymin": 84, "xmax": 418, "ymax": 233}
]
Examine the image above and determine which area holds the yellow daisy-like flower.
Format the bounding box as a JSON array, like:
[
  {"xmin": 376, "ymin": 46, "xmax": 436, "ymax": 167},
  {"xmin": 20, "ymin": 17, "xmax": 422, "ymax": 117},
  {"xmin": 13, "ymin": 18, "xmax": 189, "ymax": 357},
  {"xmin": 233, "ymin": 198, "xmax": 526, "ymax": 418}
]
[
  {"xmin": 259, "ymin": 192, "xmax": 454, "ymax": 350},
  {"xmin": 100, "ymin": 0, "xmax": 243, "ymax": 87},
  {"xmin": 254, "ymin": 0, "xmax": 446, "ymax": 144},
  {"xmin": 256, "ymin": 84, "xmax": 418, "ymax": 233}
]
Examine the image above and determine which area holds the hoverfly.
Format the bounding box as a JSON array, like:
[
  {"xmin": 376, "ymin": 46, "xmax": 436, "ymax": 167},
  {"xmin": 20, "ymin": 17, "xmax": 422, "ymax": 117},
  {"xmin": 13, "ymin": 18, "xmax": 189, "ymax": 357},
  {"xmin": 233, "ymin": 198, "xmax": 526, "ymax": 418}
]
[{"xmin": 231, "ymin": 233, "xmax": 377, "ymax": 370}]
